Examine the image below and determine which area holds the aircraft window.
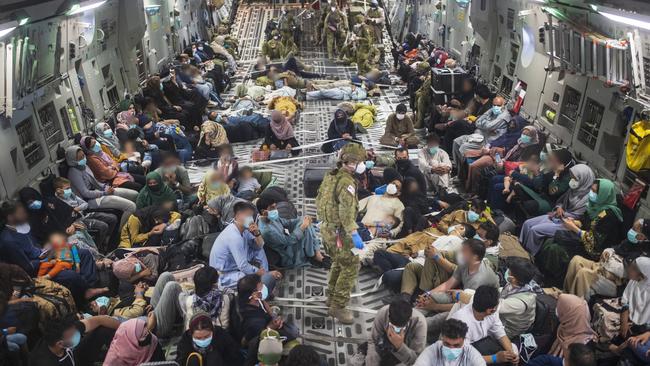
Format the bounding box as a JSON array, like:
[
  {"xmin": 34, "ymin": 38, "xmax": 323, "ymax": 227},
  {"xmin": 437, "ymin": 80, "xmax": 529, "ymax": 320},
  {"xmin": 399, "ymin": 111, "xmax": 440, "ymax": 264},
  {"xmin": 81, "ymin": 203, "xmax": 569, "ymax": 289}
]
[
  {"xmin": 500, "ymin": 77, "xmax": 513, "ymax": 95},
  {"xmin": 15, "ymin": 118, "xmax": 44, "ymax": 169},
  {"xmin": 558, "ymin": 85, "xmax": 581, "ymax": 132},
  {"xmin": 480, "ymin": 0, "xmax": 486, "ymax": 11},
  {"xmin": 578, "ymin": 98, "xmax": 604, "ymax": 150},
  {"xmin": 520, "ymin": 25, "xmax": 535, "ymax": 68},
  {"xmin": 37, "ymin": 102, "xmax": 64, "ymax": 148},
  {"xmin": 644, "ymin": 57, "xmax": 650, "ymax": 95}
]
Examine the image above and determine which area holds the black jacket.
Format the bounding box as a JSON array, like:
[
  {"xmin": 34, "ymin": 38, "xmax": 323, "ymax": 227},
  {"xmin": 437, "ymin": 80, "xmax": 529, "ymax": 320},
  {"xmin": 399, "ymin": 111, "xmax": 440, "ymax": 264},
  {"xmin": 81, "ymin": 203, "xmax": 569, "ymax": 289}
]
[{"xmin": 175, "ymin": 326, "xmax": 244, "ymax": 366}]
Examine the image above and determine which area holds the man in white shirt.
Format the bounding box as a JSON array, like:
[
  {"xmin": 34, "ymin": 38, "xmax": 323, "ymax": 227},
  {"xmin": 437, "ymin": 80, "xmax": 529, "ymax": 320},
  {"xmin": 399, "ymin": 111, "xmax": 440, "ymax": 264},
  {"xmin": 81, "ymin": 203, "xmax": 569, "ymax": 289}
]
[
  {"xmin": 414, "ymin": 318, "xmax": 486, "ymax": 366},
  {"xmin": 449, "ymin": 286, "xmax": 520, "ymax": 365},
  {"xmin": 418, "ymin": 133, "xmax": 452, "ymax": 192}
]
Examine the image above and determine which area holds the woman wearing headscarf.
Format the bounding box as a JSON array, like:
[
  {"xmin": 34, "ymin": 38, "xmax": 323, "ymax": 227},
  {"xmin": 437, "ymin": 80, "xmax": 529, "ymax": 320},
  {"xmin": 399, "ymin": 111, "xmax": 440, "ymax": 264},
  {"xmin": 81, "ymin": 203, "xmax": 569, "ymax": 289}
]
[
  {"xmin": 94, "ymin": 122, "xmax": 123, "ymax": 160},
  {"xmin": 519, "ymin": 164, "xmax": 595, "ymax": 256},
  {"xmin": 175, "ymin": 313, "xmax": 244, "ymax": 366},
  {"xmin": 322, "ymin": 109, "xmax": 357, "ymax": 153},
  {"xmin": 65, "ymin": 146, "xmax": 137, "ymax": 229},
  {"xmin": 103, "ymin": 318, "xmax": 164, "ymax": 366},
  {"xmin": 195, "ymin": 119, "xmax": 229, "ymax": 159},
  {"xmin": 215, "ymin": 144, "xmax": 239, "ymax": 186},
  {"xmin": 264, "ymin": 110, "xmax": 300, "ymax": 156},
  {"xmin": 196, "ymin": 170, "xmax": 231, "ymax": 205},
  {"xmin": 204, "ymin": 194, "xmax": 246, "ymax": 231},
  {"xmin": 550, "ymin": 294, "xmax": 597, "ymax": 357},
  {"xmin": 564, "ymin": 218, "xmax": 650, "ymax": 300},
  {"xmin": 536, "ymin": 178, "xmax": 624, "ymax": 287},
  {"xmin": 135, "ymin": 171, "xmax": 178, "ymax": 209},
  {"xmin": 18, "ymin": 187, "xmax": 73, "ymax": 243},
  {"xmin": 119, "ymin": 205, "xmax": 181, "ymax": 248},
  {"xmin": 513, "ymin": 147, "xmax": 574, "ymax": 218},
  {"xmin": 80, "ymin": 136, "xmax": 144, "ymax": 191}
]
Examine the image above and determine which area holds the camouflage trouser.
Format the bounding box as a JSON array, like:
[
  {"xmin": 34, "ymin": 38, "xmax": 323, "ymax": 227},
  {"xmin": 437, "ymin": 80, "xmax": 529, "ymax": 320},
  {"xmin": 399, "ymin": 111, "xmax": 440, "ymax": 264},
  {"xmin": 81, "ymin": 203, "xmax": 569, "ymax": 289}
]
[
  {"xmin": 321, "ymin": 224, "xmax": 359, "ymax": 308},
  {"xmin": 401, "ymin": 253, "xmax": 454, "ymax": 295},
  {"xmin": 415, "ymin": 93, "xmax": 430, "ymax": 129},
  {"xmin": 326, "ymin": 31, "xmax": 341, "ymax": 58}
]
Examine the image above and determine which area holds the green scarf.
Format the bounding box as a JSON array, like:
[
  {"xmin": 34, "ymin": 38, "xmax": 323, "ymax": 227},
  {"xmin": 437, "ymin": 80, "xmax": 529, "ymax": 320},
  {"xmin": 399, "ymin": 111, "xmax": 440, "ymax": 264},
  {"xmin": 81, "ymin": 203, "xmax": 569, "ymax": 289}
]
[
  {"xmin": 136, "ymin": 171, "xmax": 177, "ymax": 209},
  {"xmin": 586, "ymin": 179, "xmax": 622, "ymax": 222}
]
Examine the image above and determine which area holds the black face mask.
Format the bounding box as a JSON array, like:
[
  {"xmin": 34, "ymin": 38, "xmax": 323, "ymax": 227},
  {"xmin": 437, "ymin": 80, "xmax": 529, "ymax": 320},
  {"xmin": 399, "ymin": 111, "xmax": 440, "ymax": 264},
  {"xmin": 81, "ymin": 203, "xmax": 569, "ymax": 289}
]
[
  {"xmin": 396, "ymin": 159, "xmax": 410, "ymax": 169},
  {"xmin": 148, "ymin": 184, "xmax": 160, "ymax": 192},
  {"xmin": 138, "ymin": 332, "xmax": 152, "ymax": 347}
]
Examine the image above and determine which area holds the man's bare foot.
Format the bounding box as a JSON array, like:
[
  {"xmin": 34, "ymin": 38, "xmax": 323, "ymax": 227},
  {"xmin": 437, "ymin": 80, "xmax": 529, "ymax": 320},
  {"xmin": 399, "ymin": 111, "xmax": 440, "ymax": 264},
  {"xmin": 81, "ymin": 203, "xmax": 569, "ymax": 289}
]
[{"xmin": 85, "ymin": 287, "xmax": 109, "ymax": 299}]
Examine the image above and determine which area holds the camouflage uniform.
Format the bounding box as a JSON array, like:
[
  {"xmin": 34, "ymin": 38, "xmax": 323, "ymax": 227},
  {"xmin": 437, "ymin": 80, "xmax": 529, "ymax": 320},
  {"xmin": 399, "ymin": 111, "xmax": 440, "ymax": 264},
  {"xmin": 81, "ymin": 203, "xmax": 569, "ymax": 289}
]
[
  {"xmin": 323, "ymin": 8, "xmax": 348, "ymax": 59},
  {"xmin": 415, "ymin": 62, "xmax": 432, "ymax": 129},
  {"xmin": 262, "ymin": 31, "xmax": 285, "ymax": 60},
  {"xmin": 366, "ymin": 5, "xmax": 385, "ymax": 43},
  {"xmin": 355, "ymin": 23, "xmax": 378, "ymax": 74},
  {"xmin": 316, "ymin": 143, "xmax": 366, "ymax": 321}
]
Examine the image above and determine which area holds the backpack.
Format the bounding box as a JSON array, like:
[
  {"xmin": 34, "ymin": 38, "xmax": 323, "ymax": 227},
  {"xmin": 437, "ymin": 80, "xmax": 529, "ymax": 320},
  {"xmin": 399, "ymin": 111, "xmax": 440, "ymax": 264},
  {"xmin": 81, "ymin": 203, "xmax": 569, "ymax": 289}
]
[
  {"xmin": 592, "ymin": 297, "xmax": 624, "ymax": 342},
  {"xmin": 276, "ymin": 200, "xmax": 297, "ymax": 219},
  {"xmin": 38, "ymin": 169, "xmax": 57, "ymax": 198},
  {"xmin": 228, "ymin": 295, "xmax": 245, "ymax": 345},
  {"xmin": 180, "ymin": 215, "xmax": 211, "ymax": 241},
  {"xmin": 29, "ymin": 277, "xmax": 77, "ymax": 331},
  {"xmin": 160, "ymin": 239, "xmax": 202, "ymax": 272},
  {"xmin": 498, "ymin": 233, "xmax": 531, "ymax": 260},
  {"xmin": 529, "ymin": 293, "xmax": 558, "ymax": 336},
  {"xmin": 626, "ymin": 120, "xmax": 650, "ymax": 173}
]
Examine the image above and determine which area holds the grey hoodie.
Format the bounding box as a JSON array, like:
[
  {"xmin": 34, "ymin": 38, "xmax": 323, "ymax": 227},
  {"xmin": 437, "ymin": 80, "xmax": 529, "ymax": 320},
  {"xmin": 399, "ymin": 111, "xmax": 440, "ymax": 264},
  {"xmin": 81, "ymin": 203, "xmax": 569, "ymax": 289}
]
[{"xmin": 65, "ymin": 145, "xmax": 107, "ymax": 200}]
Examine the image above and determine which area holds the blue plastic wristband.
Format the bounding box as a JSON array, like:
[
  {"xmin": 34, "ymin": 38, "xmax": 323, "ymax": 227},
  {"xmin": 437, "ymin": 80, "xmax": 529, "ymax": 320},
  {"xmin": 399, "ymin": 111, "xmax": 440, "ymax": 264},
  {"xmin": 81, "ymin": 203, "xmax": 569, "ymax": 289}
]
[
  {"xmin": 433, "ymin": 254, "xmax": 440, "ymax": 261},
  {"xmin": 492, "ymin": 354, "xmax": 497, "ymax": 363},
  {"xmin": 456, "ymin": 292, "xmax": 460, "ymax": 302}
]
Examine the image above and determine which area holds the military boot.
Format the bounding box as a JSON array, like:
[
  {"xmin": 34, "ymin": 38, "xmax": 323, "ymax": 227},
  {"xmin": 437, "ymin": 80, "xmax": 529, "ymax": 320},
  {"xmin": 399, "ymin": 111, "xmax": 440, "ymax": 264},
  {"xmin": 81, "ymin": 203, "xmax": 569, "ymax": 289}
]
[{"xmin": 329, "ymin": 306, "xmax": 354, "ymax": 324}]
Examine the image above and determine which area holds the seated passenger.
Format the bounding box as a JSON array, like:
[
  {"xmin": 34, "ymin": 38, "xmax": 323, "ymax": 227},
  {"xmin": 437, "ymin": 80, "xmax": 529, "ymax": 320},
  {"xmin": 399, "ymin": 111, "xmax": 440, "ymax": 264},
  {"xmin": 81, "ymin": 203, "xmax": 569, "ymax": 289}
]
[
  {"xmin": 322, "ymin": 109, "xmax": 357, "ymax": 153},
  {"xmin": 136, "ymin": 171, "xmax": 178, "ymax": 209},
  {"xmin": 94, "ymin": 122, "xmax": 123, "ymax": 161},
  {"xmin": 379, "ymin": 103, "xmax": 420, "ymax": 148},
  {"xmin": 182, "ymin": 266, "xmax": 230, "ymax": 329},
  {"xmin": 499, "ymin": 257, "xmax": 543, "ymax": 338},
  {"xmin": 197, "ymin": 170, "xmax": 231, "ymax": 205},
  {"xmin": 447, "ymin": 286, "xmax": 520, "ymax": 365},
  {"xmin": 564, "ymin": 218, "xmax": 650, "ymax": 300},
  {"xmin": 418, "ymin": 134, "xmax": 452, "ymax": 192},
  {"xmin": 103, "ymin": 317, "xmax": 166, "ymax": 365},
  {"xmin": 236, "ymin": 166, "xmax": 261, "ymax": 200},
  {"xmin": 142, "ymin": 76, "xmax": 192, "ymax": 127},
  {"xmin": 487, "ymin": 153, "xmax": 543, "ymax": 211},
  {"xmin": 154, "ymin": 152, "xmax": 195, "ymax": 198},
  {"xmin": 528, "ymin": 343, "xmax": 596, "ymax": 366},
  {"xmin": 256, "ymin": 196, "xmax": 328, "ymax": 269},
  {"xmin": 65, "ymin": 146, "xmax": 137, "ymax": 229},
  {"xmin": 366, "ymin": 299, "xmax": 427, "ymax": 366},
  {"xmin": 175, "ymin": 313, "xmax": 244, "ymax": 366},
  {"xmin": 196, "ymin": 119, "xmax": 229, "ymax": 159},
  {"xmin": 414, "ymin": 318, "xmax": 486, "ymax": 366},
  {"xmin": 215, "ymin": 145, "xmax": 239, "ymax": 186},
  {"xmin": 209, "ymin": 202, "xmax": 282, "ymax": 290},
  {"xmin": 119, "ymin": 205, "xmax": 181, "ymax": 248},
  {"xmin": 29, "ymin": 314, "xmax": 120, "ymax": 366},
  {"xmin": 550, "ymin": 294, "xmax": 596, "ymax": 357},
  {"xmin": 520, "ymin": 164, "xmax": 595, "ymax": 256},
  {"xmin": 264, "ymin": 110, "xmax": 300, "ymax": 157},
  {"xmin": 394, "ymin": 148, "xmax": 427, "ymax": 192},
  {"xmin": 536, "ymin": 178, "xmax": 624, "ymax": 287},
  {"xmin": 80, "ymin": 136, "xmax": 143, "ymax": 191},
  {"xmin": 205, "ymin": 194, "xmax": 246, "ymax": 232}
]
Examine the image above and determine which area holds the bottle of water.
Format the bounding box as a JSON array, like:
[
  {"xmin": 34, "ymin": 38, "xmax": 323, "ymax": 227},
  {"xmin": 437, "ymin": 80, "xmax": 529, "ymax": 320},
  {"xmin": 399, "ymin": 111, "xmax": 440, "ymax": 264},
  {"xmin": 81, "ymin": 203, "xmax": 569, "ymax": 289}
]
[{"xmin": 495, "ymin": 153, "xmax": 501, "ymax": 164}]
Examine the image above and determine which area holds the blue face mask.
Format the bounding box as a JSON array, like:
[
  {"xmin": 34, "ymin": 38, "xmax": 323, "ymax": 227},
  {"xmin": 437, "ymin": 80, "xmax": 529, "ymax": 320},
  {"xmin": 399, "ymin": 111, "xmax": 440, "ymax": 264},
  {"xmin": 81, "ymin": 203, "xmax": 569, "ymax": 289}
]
[
  {"xmin": 588, "ymin": 190, "xmax": 598, "ymax": 203},
  {"xmin": 429, "ymin": 146, "xmax": 439, "ymax": 155},
  {"xmin": 447, "ymin": 225, "xmax": 457, "ymax": 234},
  {"xmin": 128, "ymin": 124, "xmax": 138, "ymax": 129},
  {"xmin": 193, "ymin": 336, "xmax": 212, "ymax": 348},
  {"xmin": 134, "ymin": 262, "xmax": 142, "ymax": 273},
  {"xmin": 391, "ymin": 323, "xmax": 404, "ymax": 334},
  {"xmin": 103, "ymin": 130, "xmax": 113, "ymax": 138},
  {"xmin": 520, "ymin": 134, "xmax": 532, "ymax": 144},
  {"xmin": 467, "ymin": 210, "xmax": 480, "ymax": 223},
  {"xmin": 63, "ymin": 188, "xmax": 73, "ymax": 198},
  {"xmin": 628, "ymin": 229, "xmax": 639, "ymax": 244},
  {"xmin": 78, "ymin": 158, "xmax": 87, "ymax": 167},
  {"xmin": 159, "ymin": 83, "xmax": 164, "ymax": 91},
  {"xmin": 95, "ymin": 296, "xmax": 110, "ymax": 308},
  {"xmin": 92, "ymin": 143, "xmax": 101, "ymax": 153},
  {"xmin": 492, "ymin": 106, "xmax": 503, "ymax": 115},
  {"xmin": 29, "ymin": 200, "xmax": 42, "ymax": 210},
  {"xmin": 365, "ymin": 160, "xmax": 375, "ymax": 170},
  {"xmin": 267, "ymin": 209, "xmax": 280, "ymax": 221},
  {"xmin": 67, "ymin": 330, "xmax": 81, "ymax": 349},
  {"xmin": 539, "ymin": 151, "xmax": 547, "ymax": 162},
  {"xmin": 243, "ymin": 215, "xmax": 255, "ymax": 227},
  {"xmin": 260, "ymin": 284, "xmax": 269, "ymax": 300},
  {"xmin": 442, "ymin": 345, "xmax": 463, "ymax": 361},
  {"xmin": 210, "ymin": 182, "xmax": 222, "ymax": 190},
  {"xmin": 473, "ymin": 234, "xmax": 484, "ymax": 241}
]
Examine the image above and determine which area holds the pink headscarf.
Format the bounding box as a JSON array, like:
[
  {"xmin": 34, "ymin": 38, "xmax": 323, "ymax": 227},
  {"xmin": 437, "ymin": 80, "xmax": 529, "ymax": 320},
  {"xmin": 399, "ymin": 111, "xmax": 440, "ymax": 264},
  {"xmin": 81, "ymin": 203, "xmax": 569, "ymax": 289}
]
[
  {"xmin": 103, "ymin": 318, "xmax": 158, "ymax": 366},
  {"xmin": 270, "ymin": 110, "xmax": 294, "ymax": 141}
]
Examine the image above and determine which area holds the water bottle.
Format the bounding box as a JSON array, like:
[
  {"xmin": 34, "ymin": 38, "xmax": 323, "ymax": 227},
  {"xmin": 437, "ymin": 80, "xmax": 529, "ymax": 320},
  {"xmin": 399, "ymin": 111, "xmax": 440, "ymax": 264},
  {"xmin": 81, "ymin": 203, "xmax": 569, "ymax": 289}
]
[{"xmin": 495, "ymin": 153, "xmax": 502, "ymax": 164}]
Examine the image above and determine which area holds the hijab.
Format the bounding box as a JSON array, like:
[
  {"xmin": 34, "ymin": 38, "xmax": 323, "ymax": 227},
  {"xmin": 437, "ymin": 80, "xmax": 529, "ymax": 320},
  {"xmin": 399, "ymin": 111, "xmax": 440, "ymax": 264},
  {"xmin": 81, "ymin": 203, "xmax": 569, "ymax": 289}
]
[
  {"xmin": 134, "ymin": 205, "xmax": 170, "ymax": 233},
  {"xmin": 555, "ymin": 164, "xmax": 594, "ymax": 215},
  {"xmin": 503, "ymin": 125, "xmax": 539, "ymax": 161},
  {"xmin": 207, "ymin": 194, "xmax": 245, "ymax": 227},
  {"xmin": 270, "ymin": 110, "xmax": 294, "ymax": 140},
  {"xmin": 65, "ymin": 146, "xmax": 84, "ymax": 169},
  {"xmin": 490, "ymin": 116, "xmax": 527, "ymax": 151},
  {"xmin": 94, "ymin": 122, "xmax": 121, "ymax": 157},
  {"xmin": 199, "ymin": 120, "xmax": 229, "ymax": 148},
  {"xmin": 586, "ymin": 179, "xmax": 622, "ymax": 221},
  {"xmin": 550, "ymin": 294, "xmax": 597, "ymax": 356},
  {"xmin": 622, "ymin": 257, "xmax": 650, "ymax": 325},
  {"xmin": 103, "ymin": 318, "xmax": 158, "ymax": 366},
  {"xmin": 333, "ymin": 109, "xmax": 350, "ymax": 136},
  {"xmin": 136, "ymin": 171, "xmax": 177, "ymax": 209}
]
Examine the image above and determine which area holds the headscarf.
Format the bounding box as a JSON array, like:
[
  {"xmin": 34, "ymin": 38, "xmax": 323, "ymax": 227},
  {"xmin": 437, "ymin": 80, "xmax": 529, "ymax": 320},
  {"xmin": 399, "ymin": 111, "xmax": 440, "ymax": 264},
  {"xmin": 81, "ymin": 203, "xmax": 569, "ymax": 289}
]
[
  {"xmin": 622, "ymin": 257, "xmax": 650, "ymax": 325},
  {"xmin": 333, "ymin": 109, "xmax": 350, "ymax": 136},
  {"xmin": 490, "ymin": 116, "xmax": 527, "ymax": 151},
  {"xmin": 134, "ymin": 205, "xmax": 170, "ymax": 233},
  {"xmin": 94, "ymin": 122, "xmax": 121, "ymax": 157},
  {"xmin": 207, "ymin": 194, "xmax": 245, "ymax": 227},
  {"xmin": 136, "ymin": 171, "xmax": 177, "ymax": 209},
  {"xmin": 270, "ymin": 110, "xmax": 294, "ymax": 141},
  {"xmin": 199, "ymin": 120, "xmax": 229, "ymax": 148},
  {"xmin": 65, "ymin": 146, "xmax": 84, "ymax": 169},
  {"xmin": 586, "ymin": 179, "xmax": 622, "ymax": 221},
  {"xmin": 503, "ymin": 125, "xmax": 539, "ymax": 161},
  {"xmin": 555, "ymin": 164, "xmax": 595, "ymax": 215},
  {"xmin": 549, "ymin": 294, "xmax": 597, "ymax": 356},
  {"xmin": 116, "ymin": 111, "xmax": 136, "ymax": 131},
  {"xmin": 198, "ymin": 170, "xmax": 231, "ymax": 203},
  {"xmin": 103, "ymin": 318, "xmax": 158, "ymax": 366}
]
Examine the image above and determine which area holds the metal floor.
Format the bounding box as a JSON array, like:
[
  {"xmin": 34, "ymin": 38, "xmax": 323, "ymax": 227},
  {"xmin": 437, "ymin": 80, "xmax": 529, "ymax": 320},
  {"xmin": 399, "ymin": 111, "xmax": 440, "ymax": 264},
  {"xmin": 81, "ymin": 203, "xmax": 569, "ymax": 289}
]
[{"xmin": 194, "ymin": 5, "xmax": 410, "ymax": 365}]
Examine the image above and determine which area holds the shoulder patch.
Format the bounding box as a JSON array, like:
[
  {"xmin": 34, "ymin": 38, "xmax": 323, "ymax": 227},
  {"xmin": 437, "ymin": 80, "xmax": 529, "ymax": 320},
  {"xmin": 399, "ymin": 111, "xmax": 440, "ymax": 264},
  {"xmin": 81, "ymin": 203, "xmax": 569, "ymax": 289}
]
[{"xmin": 346, "ymin": 185, "xmax": 355, "ymax": 195}]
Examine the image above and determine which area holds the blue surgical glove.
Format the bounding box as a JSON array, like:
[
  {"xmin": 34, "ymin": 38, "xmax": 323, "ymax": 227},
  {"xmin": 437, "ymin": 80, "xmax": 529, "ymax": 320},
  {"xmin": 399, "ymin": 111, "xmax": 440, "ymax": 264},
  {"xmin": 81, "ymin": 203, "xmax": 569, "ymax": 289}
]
[{"xmin": 351, "ymin": 232, "xmax": 364, "ymax": 249}]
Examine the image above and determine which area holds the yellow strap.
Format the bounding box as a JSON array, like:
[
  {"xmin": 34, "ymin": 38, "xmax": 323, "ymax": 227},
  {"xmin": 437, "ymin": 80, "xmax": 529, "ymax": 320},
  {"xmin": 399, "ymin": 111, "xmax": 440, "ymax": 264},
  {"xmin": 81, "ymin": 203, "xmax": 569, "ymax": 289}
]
[{"xmin": 186, "ymin": 352, "xmax": 203, "ymax": 366}]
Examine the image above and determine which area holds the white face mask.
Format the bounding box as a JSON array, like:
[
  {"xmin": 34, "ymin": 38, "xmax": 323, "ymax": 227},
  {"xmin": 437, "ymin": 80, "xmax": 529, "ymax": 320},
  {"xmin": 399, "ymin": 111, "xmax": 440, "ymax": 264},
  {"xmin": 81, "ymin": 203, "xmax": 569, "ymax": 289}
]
[
  {"xmin": 331, "ymin": 6, "xmax": 336, "ymax": 11},
  {"xmin": 568, "ymin": 178, "xmax": 580, "ymax": 190},
  {"xmin": 456, "ymin": 254, "xmax": 466, "ymax": 266},
  {"xmin": 386, "ymin": 183, "xmax": 398, "ymax": 195},
  {"xmin": 15, "ymin": 223, "xmax": 31, "ymax": 234},
  {"xmin": 355, "ymin": 162, "xmax": 366, "ymax": 174},
  {"xmin": 396, "ymin": 113, "xmax": 405, "ymax": 120}
]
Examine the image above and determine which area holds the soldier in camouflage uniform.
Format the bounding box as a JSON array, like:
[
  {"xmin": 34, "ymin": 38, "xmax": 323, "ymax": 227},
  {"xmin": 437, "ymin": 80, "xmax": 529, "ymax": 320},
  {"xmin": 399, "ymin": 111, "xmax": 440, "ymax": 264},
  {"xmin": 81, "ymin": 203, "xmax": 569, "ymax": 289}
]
[
  {"xmin": 322, "ymin": 4, "xmax": 348, "ymax": 59},
  {"xmin": 355, "ymin": 18, "xmax": 379, "ymax": 74},
  {"xmin": 366, "ymin": 0, "xmax": 385, "ymax": 43},
  {"xmin": 262, "ymin": 30, "xmax": 285, "ymax": 60},
  {"xmin": 414, "ymin": 61, "xmax": 432, "ymax": 129},
  {"xmin": 315, "ymin": 142, "xmax": 366, "ymax": 324}
]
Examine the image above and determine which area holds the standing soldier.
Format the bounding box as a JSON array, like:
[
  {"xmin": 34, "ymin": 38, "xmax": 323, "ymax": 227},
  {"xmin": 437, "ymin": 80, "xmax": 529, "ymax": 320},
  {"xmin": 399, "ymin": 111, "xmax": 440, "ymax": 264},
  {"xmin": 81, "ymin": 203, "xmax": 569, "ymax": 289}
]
[
  {"xmin": 366, "ymin": 0, "xmax": 385, "ymax": 43},
  {"xmin": 322, "ymin": 3, "xmax": 348, "ymax": 59},
  {"xmin": 414, "ymin": 61, "xmax": 432, "ymax": 129},
  {"xmin": 316, "ymin": 143, "xmax": 366, "ymax": 324}
]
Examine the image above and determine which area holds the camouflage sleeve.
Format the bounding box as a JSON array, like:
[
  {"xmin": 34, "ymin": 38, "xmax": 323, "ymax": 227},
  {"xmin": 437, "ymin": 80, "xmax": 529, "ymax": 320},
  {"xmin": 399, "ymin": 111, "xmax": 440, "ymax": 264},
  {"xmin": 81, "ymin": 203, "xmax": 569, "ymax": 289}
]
[{"xmin": 337, "ymin": 176, "xmax": 359, "ymax": 234}]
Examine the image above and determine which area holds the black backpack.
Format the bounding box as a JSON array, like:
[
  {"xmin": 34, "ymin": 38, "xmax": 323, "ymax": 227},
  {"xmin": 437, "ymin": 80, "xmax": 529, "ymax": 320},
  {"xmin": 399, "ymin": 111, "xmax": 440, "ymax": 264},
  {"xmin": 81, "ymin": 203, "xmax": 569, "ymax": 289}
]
[
  {"xmin": 530, "ymin": 293, "xmax": 558, "ymax": 336},
  {"xmin": 160, "ymin": 239, "xmax": 202, "ymax": 272},
  {"xmin": 229, "ymin": 295, "xmax": 245, "ymax": 345}
]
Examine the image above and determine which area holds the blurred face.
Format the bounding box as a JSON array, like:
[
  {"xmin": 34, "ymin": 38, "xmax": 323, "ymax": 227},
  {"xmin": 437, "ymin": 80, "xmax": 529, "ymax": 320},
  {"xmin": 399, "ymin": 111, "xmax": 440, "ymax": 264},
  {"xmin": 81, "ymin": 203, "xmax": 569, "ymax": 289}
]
[
  {"xmin": 462, "ymin": 79, "xmax": 474, "ymax": 93},
  {"xmin": 461, "ymin": 245, "xmax": 478, "ymax": 264},
  {"xmin": 241, "ymin": 170, "xmax": 253, "ymax": 179},
  {"xmin": 631, "ymin": 220, "xmax": 648, "ymax": 242},
  {"xmin": 522, "ymin": 128, "xmax": 534, "ymax": 138},
  {"xmin": 628, "ymin": 262, "xmax": 644, "ymax": 281},
  {"xmin": 209, "ymin": 172, "xmax": 225, "ymax": 185},
  {"xmin": 406, "ymin": 181, "xmax": 419, "ymax": 193},
  {"xmin": 395, "ymin": 150, "xmax": 409, "ymax": 161},
  {"xmin": 546, "ymin": 152, "xmax": 562, "ymax": 171},
  {"xmin": 11, "ymin": 205, "xmax": 29, "ymax": 224},
  {"xmin": 591, "ymin": 183, "xmax": 598, "ymax": 194}
]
